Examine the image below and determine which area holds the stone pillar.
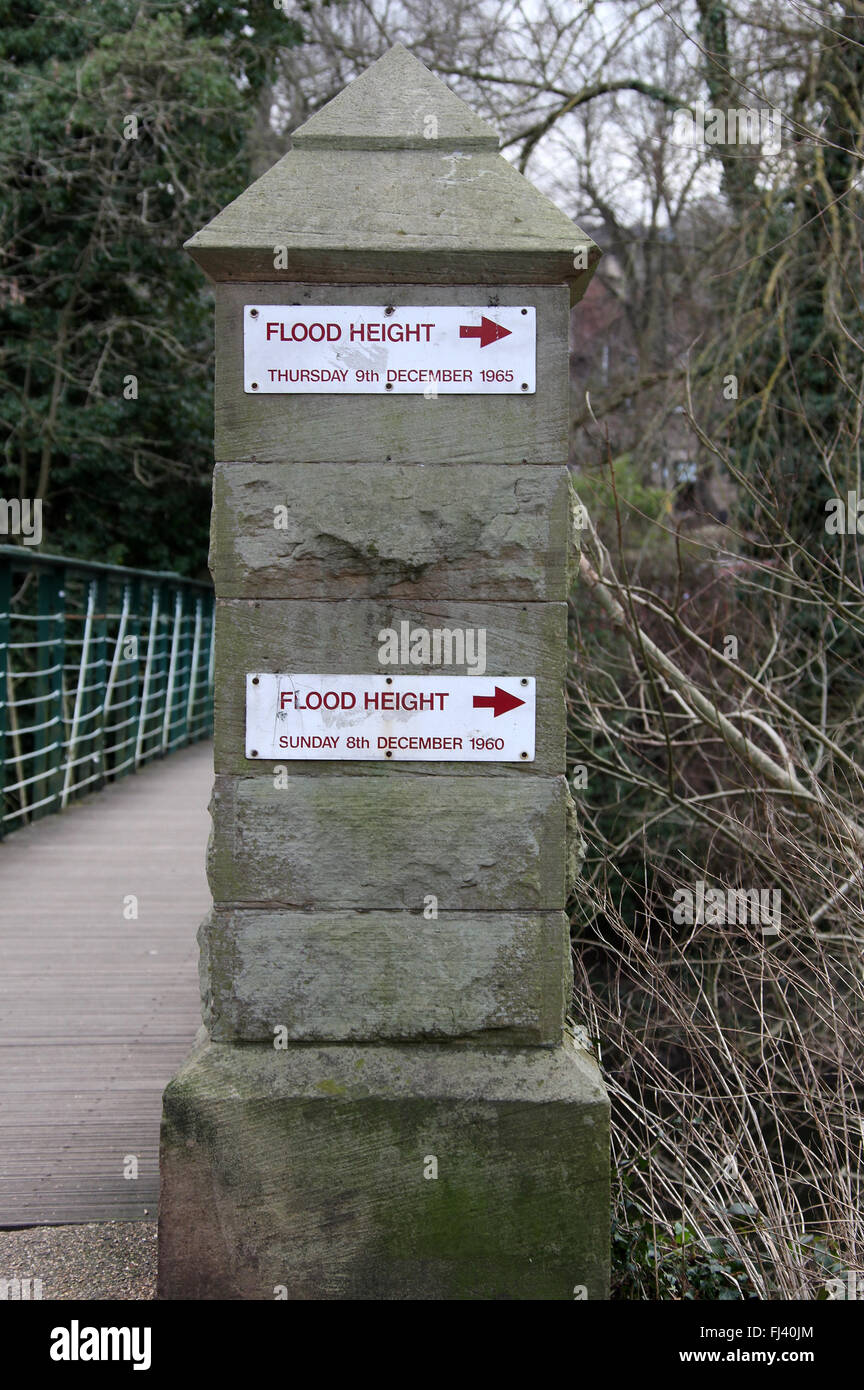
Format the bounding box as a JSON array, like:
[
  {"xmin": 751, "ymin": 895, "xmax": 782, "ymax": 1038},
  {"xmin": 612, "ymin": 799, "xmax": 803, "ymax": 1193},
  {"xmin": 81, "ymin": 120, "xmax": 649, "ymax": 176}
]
[{"xmin": 157, "ymin": 44, "xmax": 609, "ymax": 1301}]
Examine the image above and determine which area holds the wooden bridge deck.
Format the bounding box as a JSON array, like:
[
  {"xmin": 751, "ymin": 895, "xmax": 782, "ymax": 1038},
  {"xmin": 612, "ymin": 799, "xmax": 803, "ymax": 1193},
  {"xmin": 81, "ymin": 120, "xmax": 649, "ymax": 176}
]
[{"xmin": 0, "ymin": 742, "xmax": 212, "ymax": 1227}]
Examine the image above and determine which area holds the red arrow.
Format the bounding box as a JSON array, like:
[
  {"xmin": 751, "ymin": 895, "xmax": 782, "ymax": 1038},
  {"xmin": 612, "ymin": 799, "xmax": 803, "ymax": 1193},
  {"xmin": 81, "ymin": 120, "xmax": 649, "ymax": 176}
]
[
  {"xmin": 459, "ymin": 316, "xmax": 512, "ymax": 349},
  {"xmin": 473, "ymin": 686, "xmax": 525, "ymax": 718}
]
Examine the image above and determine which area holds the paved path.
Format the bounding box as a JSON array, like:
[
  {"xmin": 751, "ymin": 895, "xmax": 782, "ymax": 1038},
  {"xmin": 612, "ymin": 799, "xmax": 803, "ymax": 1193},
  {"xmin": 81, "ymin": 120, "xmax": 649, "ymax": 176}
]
[{"xmin": 0, "ymin": 742, "xmax": 212, "ymax": 1227}]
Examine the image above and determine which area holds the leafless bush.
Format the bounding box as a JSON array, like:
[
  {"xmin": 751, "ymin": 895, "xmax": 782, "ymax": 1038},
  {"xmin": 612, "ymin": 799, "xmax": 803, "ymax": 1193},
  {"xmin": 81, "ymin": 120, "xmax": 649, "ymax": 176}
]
[{"xmin": 568, "ymin": 405, "xmax": 864, "ymax": 1297}]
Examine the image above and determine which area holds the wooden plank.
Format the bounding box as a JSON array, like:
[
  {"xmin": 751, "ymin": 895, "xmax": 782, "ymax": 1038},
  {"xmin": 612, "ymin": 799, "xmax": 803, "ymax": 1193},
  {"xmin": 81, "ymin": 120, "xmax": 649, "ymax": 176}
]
[{"xmin": 0, "ymin": 742, "xmax": 211, "ymax": 1226}]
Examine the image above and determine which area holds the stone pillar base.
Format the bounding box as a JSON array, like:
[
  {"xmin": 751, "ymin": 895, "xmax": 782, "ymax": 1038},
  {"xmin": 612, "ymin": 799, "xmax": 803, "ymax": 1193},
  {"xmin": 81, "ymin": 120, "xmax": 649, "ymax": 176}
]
[{"xmin": 157, "ymin": 1030, "xmax": 609, "ymax": 1300}]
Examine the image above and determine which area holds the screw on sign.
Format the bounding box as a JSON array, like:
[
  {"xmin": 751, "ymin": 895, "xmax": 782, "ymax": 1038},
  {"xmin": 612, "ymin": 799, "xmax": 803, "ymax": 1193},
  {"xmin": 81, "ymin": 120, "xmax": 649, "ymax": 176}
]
[
  {"xmin": 244, "ymin": 674, "xmax": 536, "ymax": 762},
  {"xmin": 243, "ymin": 305, "xmax": 536, "ymax": 394}
]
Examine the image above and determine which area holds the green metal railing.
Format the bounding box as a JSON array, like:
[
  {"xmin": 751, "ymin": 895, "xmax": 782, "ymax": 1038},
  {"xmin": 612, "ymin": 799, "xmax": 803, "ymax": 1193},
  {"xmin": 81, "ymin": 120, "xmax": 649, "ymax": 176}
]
[{"xmin": 0, "ymin": 547, "xmax": 214, "ymax": 836}]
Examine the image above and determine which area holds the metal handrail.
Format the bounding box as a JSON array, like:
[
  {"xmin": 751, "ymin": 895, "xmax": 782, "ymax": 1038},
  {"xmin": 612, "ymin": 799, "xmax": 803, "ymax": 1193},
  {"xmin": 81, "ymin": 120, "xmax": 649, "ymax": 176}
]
[{"xmin": 0, "ymin": 547, "xmax": 214, "ymax": 836}]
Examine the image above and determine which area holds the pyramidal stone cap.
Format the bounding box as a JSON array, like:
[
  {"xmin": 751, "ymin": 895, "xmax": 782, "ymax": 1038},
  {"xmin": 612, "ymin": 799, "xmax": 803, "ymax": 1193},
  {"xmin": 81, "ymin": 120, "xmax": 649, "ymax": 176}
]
[
  {"xmin": 186, "ymin": 44, "xmax": 599, "ymax": 298},
  {"xmin": 291, "ymin": 43, "xmax": 499, "ymax": 151}
]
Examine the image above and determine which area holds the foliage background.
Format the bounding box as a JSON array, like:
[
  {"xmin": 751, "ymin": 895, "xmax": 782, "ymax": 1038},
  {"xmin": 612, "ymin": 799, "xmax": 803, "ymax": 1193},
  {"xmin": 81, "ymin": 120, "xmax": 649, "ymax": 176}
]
[{"xmin": 0, "ymin": 0, "xmax": 301, "ymax": 574}]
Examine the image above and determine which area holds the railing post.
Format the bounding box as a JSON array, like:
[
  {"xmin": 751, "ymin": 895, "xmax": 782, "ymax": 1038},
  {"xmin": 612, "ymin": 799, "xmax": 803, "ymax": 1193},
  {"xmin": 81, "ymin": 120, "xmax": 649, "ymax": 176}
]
[
  {"xmin": 117, "ymin": 578, "xmax": 140, "ymax": 779},
  {"xmin": 33, "ymin": 567, "xmax": 65, "ymax": 819},
  {"xmin": 103, "ymin": 581, "xmax": 130, "ymax": 779},
  {"xmin": 161, "ymin": 587, "xmax": 183, "ymax": 753},
  {"xmin": 135, "ymin": 582, "xmax": 161, "ymax": 769},
  {"xmin": 89, "ymin": 573, "xmax": 109, "ymax": 793},
  {"xmin": 47, "ymin": 569, "xmax": 67, "ymax": 815},
  {"xmin": 0, "ymin": 556, "xmax": 10, "ymax": 838},
  {"xmin": 61, "ymin": 576, "xmax": 95, "ymax": 809},
  {"xmin": 185, "ymin": 593, "xmax": 203, "ymax": 741}
]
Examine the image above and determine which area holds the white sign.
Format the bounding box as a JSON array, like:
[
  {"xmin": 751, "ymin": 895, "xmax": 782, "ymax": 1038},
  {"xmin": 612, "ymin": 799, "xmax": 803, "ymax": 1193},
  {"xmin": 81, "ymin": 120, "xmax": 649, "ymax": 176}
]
[
  {"xmin": 243, "ymin": 305, "xmax": 536, "ymax": 394},
  {"xmin": 246, "ymin": 674, "xmax": 536, "ymax": 762}
]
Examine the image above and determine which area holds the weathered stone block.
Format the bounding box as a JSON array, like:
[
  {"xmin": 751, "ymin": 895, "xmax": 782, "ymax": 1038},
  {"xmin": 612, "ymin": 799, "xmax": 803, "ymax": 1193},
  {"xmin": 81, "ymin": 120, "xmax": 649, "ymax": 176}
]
[
  {"xmin": 209, "ymin": 462, "xmax": 571, "ymax": 601},
  {"xmin": 212, "ymin": 597, "xmax": 567, "ymax": 776},
  {"xmin": 157, "ymin": 1032, "xmax": 610, "ymax": 1300},
  {"xmin": 214, "ymin": 283, "xmax": 570, "ymax": 464},
  {"xmin": 208, "ymin": 773, "xmax": 572, "ymax": 911},
  {"xmin": 202, "ymin": 908, "xmax": 571, "ymax": 1044}
]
